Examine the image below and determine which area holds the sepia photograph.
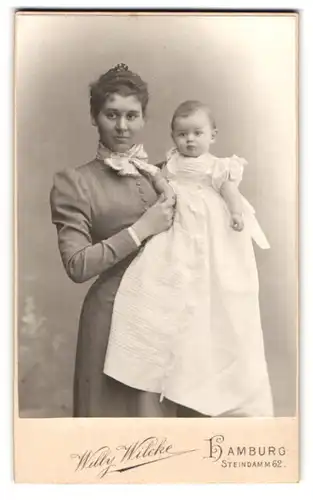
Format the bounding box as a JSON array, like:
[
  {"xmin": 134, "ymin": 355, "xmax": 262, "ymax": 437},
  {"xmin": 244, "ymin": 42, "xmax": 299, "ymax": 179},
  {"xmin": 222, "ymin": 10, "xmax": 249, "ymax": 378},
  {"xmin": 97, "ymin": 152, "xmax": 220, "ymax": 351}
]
[{"xmin": 15, "ymin": 12, "xmax": 298, "ymax": 426}]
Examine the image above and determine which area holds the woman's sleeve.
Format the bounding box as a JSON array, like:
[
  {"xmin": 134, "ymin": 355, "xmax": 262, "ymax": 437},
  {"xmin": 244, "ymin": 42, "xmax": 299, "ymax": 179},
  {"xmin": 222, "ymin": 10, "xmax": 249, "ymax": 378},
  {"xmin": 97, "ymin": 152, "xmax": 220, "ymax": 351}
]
[
  {"xmin": 212, "ymin": 155, "xmax": 247, "ymax": 192},
  {"xmin": 50, "ymin": 168, "xmax": 139, "ymax": 283}
]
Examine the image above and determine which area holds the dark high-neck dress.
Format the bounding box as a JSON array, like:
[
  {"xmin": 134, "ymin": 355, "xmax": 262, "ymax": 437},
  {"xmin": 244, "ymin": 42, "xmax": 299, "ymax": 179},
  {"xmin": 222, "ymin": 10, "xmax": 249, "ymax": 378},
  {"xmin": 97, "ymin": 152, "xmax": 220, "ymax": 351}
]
[{"xmin": 50, "ymin": 158, "xmax": 158, "ymax": 417}]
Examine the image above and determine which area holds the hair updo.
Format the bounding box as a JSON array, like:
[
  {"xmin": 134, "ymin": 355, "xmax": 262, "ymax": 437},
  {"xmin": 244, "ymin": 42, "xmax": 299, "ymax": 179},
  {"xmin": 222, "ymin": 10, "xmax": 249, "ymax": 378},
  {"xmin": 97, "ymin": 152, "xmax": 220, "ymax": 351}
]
[{"xmin": 89, "ymin": 63, "xmax": 149, "ymax": 119}]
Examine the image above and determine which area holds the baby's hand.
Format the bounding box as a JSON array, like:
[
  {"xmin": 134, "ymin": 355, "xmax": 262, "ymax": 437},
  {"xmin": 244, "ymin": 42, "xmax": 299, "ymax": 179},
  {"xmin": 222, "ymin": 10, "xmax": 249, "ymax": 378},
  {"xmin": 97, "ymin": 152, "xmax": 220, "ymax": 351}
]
[{"xmin": 231, "ymin": 213, "xmax": 244, "ymax": 231}]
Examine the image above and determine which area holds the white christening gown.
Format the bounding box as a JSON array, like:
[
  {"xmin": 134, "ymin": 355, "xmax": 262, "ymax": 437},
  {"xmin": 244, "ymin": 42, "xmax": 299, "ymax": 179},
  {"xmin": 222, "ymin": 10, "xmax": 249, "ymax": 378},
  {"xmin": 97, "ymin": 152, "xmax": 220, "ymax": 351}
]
[{"xmin": 103, "ymin": 150, "xmax": 274, "ymax": 417}]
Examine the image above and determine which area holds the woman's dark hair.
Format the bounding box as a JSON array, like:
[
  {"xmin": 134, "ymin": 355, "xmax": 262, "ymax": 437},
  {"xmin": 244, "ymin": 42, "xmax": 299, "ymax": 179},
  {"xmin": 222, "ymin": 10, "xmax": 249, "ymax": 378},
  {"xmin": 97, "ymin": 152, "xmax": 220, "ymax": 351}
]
[{"xmin": 90, "ymin": 63, "xmax": 149, "ymax": 119}]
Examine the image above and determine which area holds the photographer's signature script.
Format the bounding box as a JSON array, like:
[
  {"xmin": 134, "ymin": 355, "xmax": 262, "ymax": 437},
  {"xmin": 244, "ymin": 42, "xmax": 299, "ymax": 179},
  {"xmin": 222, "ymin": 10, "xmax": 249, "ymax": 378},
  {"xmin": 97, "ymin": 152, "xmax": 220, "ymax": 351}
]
[{"xmin": 71, "ymin": 436, "xmax": 197, "ymax": 477}]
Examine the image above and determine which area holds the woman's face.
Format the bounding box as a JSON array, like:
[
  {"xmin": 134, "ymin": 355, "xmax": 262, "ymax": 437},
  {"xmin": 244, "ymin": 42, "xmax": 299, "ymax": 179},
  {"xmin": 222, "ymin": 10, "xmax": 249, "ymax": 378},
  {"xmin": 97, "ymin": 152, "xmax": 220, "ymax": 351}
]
[{"xmin": 93, "ymin": 93, "xmax": 145, "ymax": 153}]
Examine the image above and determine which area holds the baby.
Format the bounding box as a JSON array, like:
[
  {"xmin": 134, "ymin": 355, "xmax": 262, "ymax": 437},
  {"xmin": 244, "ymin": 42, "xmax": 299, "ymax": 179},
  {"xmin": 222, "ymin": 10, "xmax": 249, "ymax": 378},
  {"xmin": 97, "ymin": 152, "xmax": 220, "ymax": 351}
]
[
  {"xmin": 103, "ymin": 100, "xmax": 272, "ymax": 418},
  {"xmin": 169, "ymin": 100, "xmax": 244, "ymax": 230}
]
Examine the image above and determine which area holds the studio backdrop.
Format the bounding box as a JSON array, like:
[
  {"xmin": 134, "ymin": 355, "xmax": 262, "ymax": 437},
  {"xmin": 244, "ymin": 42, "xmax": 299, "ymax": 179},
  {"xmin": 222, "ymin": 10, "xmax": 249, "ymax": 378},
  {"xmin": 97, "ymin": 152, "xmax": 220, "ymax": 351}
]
[{"xmin": 16, "ymin": 13, "xmax": 297, "ymax": 417}]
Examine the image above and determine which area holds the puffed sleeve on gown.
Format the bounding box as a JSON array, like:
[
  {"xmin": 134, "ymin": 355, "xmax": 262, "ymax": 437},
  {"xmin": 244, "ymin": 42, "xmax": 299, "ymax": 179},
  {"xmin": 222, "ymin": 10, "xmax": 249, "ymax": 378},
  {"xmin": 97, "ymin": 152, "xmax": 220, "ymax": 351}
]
[
  {"xmin": 211, "ymin": 155, "xmax": 247, "ymax": 192},
  {"xmin": 50, "ymin": 167, "xmax": 139, "ymax": 283}
]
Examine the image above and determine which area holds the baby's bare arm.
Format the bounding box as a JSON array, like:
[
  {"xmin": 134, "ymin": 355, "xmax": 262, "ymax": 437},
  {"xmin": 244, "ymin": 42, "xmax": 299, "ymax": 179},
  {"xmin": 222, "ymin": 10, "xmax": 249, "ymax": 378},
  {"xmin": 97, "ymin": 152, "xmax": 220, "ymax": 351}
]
[
  {"xmin": 220, "ymin": 181, "xmax": 244, "ymax": 231},
  {"xmin": 220, "ymin": 181, "xmax": 243, "ymax": 213}
]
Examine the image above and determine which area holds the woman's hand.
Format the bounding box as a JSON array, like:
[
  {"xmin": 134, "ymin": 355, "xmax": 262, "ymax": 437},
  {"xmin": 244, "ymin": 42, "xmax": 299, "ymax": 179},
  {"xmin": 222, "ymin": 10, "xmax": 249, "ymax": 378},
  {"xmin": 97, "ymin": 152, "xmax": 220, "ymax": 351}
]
[
  {"xmin": 131, "ymin": 197, "xmax": 175, "ymax": 242},
  {"xmin": 152, "ymin": 173, "xmax": 177, "ymax": 205},
  {"xmin": 160, "ymin": 183, "xmax": 177, "ymax": 205}
]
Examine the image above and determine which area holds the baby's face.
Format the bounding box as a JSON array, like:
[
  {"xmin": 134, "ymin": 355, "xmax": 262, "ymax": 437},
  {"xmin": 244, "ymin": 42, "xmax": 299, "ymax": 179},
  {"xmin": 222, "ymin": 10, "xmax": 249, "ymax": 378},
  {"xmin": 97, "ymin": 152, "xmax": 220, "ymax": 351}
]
[{"xmin": 172, "ymin": 109, "xmax": 215, "ymax": 157}]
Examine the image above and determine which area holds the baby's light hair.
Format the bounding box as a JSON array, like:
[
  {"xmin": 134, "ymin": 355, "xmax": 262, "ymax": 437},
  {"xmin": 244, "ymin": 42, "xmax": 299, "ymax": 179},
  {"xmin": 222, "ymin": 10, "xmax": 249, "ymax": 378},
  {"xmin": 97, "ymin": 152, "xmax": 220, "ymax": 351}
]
[{"xmin": 171, "ymin": 100, "xmax": 217, "ymax": 136}]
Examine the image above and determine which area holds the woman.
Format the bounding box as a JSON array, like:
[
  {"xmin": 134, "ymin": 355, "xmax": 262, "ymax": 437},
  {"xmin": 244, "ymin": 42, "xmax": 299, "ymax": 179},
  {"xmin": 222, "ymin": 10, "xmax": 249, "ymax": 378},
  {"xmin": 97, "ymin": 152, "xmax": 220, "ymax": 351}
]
[{"xmin": 50, "ymin": 63, "xmax": 175, "ymax": 417}]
